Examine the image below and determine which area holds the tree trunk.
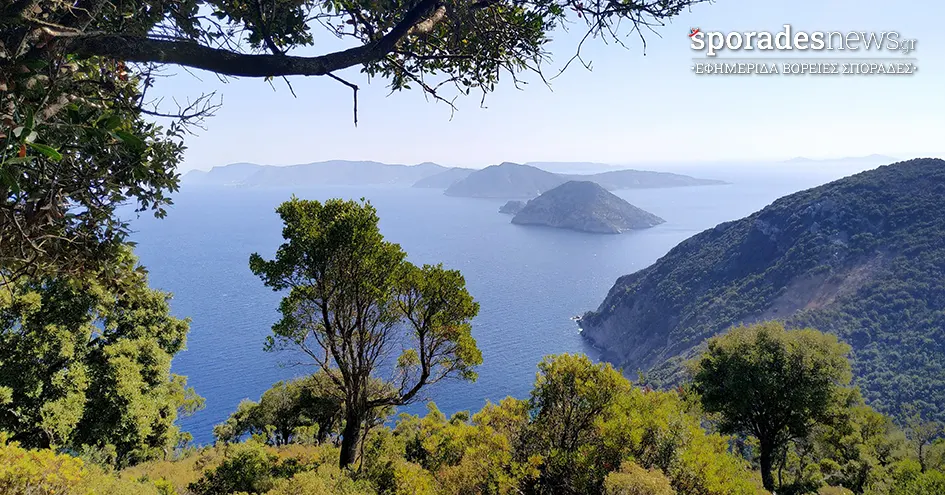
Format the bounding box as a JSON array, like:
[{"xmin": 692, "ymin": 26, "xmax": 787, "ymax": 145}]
[
  {"xmin": 759, "ymin": 442, "xmax": 775, "ymax": 492},
  {"xmin": 339, "ymin": 409, "xmax": 363, "ymax": 469},
  {"xmin": 317, "ymin": 422, "xmax": 329, "ymax": 444}
]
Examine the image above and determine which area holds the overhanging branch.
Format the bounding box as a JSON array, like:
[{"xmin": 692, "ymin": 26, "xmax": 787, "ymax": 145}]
[{"xmin": 62, "ymin": 0, "xmax": 442, "ymax": 78}]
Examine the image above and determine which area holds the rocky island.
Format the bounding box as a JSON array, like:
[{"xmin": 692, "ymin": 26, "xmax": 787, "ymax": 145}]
[
  {"xmin": 499, "ymin": 200, "xmax": 526, "ymax": 214},
  {"xmin": 510, "ymin": 181, "xmax": 664, "ymax": 233}
]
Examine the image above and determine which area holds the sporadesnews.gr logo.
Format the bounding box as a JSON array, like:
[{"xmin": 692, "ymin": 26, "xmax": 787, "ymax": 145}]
[{"xmin": 689, "ymin": 25, "xmax": 917, "ymax": 57}]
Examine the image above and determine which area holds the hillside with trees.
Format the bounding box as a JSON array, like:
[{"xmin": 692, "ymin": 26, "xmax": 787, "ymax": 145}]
[{"xmin": 579, "ymin": 158, "xmax": 945, "ymax": 423}]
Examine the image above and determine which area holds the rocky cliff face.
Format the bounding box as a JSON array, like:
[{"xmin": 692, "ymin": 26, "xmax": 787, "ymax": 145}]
[
  {"xmin": 578, "ymin": 158, "xmax": 945, "ymax": 422},
  {"xmin": 510, "ymin": 181, "xmax": 664, "ymax": 234}
]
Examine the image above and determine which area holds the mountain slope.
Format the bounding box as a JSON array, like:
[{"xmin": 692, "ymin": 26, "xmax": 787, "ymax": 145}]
[
  {"xmin": 569, "ymin": 169, "xmax": 727, "ymax": 189},
  {"xmin": 412, "ymin": 167, "xmax": 475, "ymax": 188},
  {"xmin": 182, "ymin": 162, "xmax": 267, "ymax": 185},
  {"xmin": 444, "ymin": 162, "xmax": 727, "ymax": 198},
  {"xmin": 444, "ymin": 162, "xmax": 565, "ymax": 198},
  {"xmin": 578, "ymin": 158, "xmax": 945, "ymax": 421},
  {"xmin": 511, "ymin": 181, "xmax": 664, "ymax": 233}
]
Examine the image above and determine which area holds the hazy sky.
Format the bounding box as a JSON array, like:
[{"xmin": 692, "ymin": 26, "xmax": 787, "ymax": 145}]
[{"xmin": 150, "ymin": 0, "xmax": 945, "ymax": 172}]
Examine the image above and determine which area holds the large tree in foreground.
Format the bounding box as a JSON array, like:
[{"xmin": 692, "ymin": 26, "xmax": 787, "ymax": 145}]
[
  {"xmin": 250, "ymin": 197, "xmax": 481, "ymax": 468},
  {"xmin": 3, "ymin": 0, "xmax": 706, "ymax": 92},
  {"xmin": 691, "ymin": 321, "xmax": 852, "ymax": 492},
  {"xmin": 0, "ymin": 247, "xmax": 203, "ymax": 466}
]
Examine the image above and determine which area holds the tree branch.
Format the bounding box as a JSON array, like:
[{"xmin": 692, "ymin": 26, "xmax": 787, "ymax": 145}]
[{"xmin": 60, "ymin": 0, "xmax": 442, "ymax": 78}]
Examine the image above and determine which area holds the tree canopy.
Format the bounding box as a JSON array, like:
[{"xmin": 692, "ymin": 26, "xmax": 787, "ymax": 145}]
[
  {"xmin": 692, "ymin": 321, "xmax": 854, "ymax": 492},
  {"xmin": 0, "ymin": 247, "xmax": 203, "ymax": 466},
  {"xmin": 3, "ymin": 0, "xmax": 706, "ymax": 87},
  {"xmin": 250, "ymin": 197, "xmax": 481, "ymax": 468}
]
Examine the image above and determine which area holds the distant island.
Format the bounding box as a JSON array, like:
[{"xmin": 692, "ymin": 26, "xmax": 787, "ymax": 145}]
[
  {"xmin": 183, "ymin": 160, "xmax": 727, "ymax": 193},
  {"xmin": 444, "ymin": 162, "xmax": 564, "ymax": 199},
  {"xmin": 412, "ymin": 167, "xmax": 475, "ymax": 188},
  {"xmin": 510, "ymin": 181, "xmax": 665, "ymax": 234},
  {"xmin": 782, "ymin": 154, "xmax": 897, "ymax": 165},
  {"xmin": 499, "ymin": 200, "xmax": 526, "ymax": 214},
  {"xmin": 443, "ymin": 162, "xmax": 726, "ymax": 199}
]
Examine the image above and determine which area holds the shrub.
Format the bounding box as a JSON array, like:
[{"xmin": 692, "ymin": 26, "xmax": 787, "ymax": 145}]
[{"xmin": 603, "ymin": 462, "xmax": 675, "ymax": 495}]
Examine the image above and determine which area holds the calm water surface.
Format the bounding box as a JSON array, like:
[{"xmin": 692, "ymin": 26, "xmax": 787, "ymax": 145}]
[{"xmin": 127, "ymin": 168, "xmax": 862, "ymax": 443}]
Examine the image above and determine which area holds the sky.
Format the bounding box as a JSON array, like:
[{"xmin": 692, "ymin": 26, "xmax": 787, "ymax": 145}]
[{"xmin": 148, "ymin": 0, "xmax": 945, "ymax": 172}]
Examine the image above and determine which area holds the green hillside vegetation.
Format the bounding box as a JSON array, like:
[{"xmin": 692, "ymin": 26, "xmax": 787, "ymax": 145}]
[
  {"xmin": 3, "ymin": 349, "xmax": 944, "ymax": 495},
  {"xmin": 579, "ymin": 158, "xmax": 945, "ymax": 422}
]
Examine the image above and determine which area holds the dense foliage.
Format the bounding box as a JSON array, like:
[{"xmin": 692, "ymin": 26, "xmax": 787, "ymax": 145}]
[
  {"xmin": 250, "ymin": 198, "xmax": 482, "ymax": 468},
  {"xmin": 580, "ymin": 158, "xmax": 945, "ymax": 422},
  {"xmin": 2, "ymin": 0, "xmax": 706, "ymax": 98},
  {"xmin": 693, "ymin": 322, "xmax": 853, "ymax": 492},
  {"xmin": 0, "ymin": 37, "xmax": 185, "ymax": 284},
  {"xmin": 5, "ymin": 348, "xmax": 945, "ymax": 495},
  {"xmin": 0, "ymin": 248, "xmax": 202, "ymax": 467}
]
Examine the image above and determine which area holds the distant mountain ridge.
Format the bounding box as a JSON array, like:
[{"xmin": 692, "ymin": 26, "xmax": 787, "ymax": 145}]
[
  {"xmin": 511, "ymin": 181, "xmax": 665, "ymax": 234},
  {"xmin": 184, "ymin": 161, "xmax": 726, "ymax": 193},
  {"xmin": 443, "ymin": 162, "xmax": 726, "ymax": 198},
  {"xmin": 578, "ymin": 157, "xmax": 945, "ymax": 422},
  {"xmin": 412, "ymin": 167, "xmax": 476, "ymax": 188},
  {"xmin": 183, "ymin": 160, "xmax": 449, "ymax": 187}
]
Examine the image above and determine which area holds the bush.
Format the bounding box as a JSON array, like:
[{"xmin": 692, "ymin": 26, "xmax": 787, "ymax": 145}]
[
  {"xmin": 0, "ymin": 434, "xmax": 86, "ymax": 495},
  {"xmin": 0, "ymin": 433, "xmax": 164, "ymax": 495},
  {"xmin": 603, "ymin": 462, "xmax": 676, "ymax": 495},
  {"xmin": 818, "ymin": 486, "xmax": 853, "ymax": 495},
  {"xmin": 188, "ymin": 442, "xmax": 296, "ymax": 495},
  {"xmin": 266, "ymin": 466, "xmax": 374, "ymax": 495}
]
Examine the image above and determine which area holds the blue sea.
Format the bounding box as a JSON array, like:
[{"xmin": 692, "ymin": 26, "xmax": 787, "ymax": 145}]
[{"xmin": 127, "ymin": 166, "xmax": 872, "ymax": 444}]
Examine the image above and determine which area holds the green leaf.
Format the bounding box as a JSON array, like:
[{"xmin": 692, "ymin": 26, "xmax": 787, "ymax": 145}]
[
  {"xmin": 27, "ymin": 142, "xmax": 64, "ymax": 162},
  {"xmin": 1, "ymin": 156, "xmax": 35, "ymax": 166},
  {"xmin": 100, "ymin": 114, "xmax": 122, "ymax": 131},
  {"xmin": 113, "ymin": 130, "xmax": 145, "ymax": 148},
  {"xmin": 0, "ymin": 167, "xmax": 20, "ymax": 193}
]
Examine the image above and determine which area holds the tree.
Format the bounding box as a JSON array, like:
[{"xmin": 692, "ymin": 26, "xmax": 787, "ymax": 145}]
[
  {"xmin": 526, "ymin": 353, "xmax": 630, "ymax": 494},
  {"xmin": 904, "ymin": 407, "xmax": 944, "ymax": 474},
  {"xmin": 691, "ymin": 321, "xmax": 853, "ymax": 492},
  {"xmin": 769, "ymin": 388, "xmax": 907, "ymax": 494},
  {"xmin": 214, "ymin": 371, "xmax": 396, "ymax": 447},
  {"xmin": 250, "ymin": 197, "xmax": 481, "ymax": 469},
  {"xmin": 0, "ymin": 247, "xmax": 203, "ymax": 466},
  {"xmin": 3, "ymin": 0, "xmax": 706, "ymax": 100},
  {"xmin": 0, "ymin": 53, "xmax": 189, "ymax": 284}
]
